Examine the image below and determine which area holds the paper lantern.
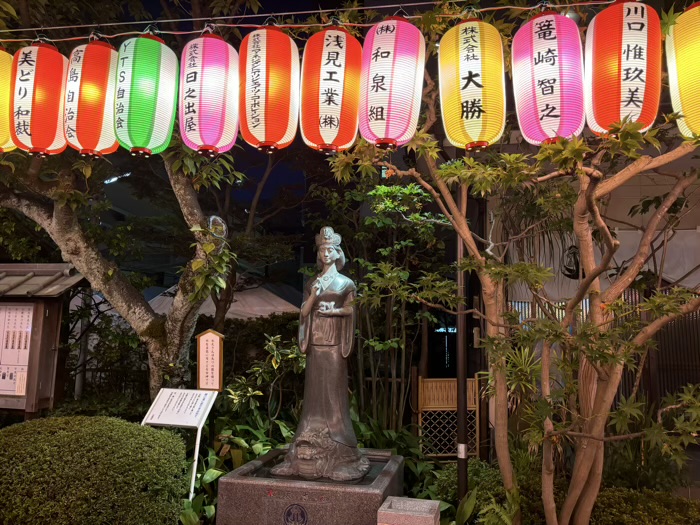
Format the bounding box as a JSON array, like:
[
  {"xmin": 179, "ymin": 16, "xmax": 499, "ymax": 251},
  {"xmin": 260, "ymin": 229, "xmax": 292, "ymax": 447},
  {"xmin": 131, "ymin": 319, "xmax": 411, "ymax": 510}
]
[
  {"xmin": 512, "ymin": 12, "xmax": 585, "ymax": 145},
  {"xmin": 359, "ymin": 17, "xmax": 425, "ymax": 150},
  {"xmin": 585, "ymin": 1, "xmax": 661, "ymax": 134},
  {"xmin": 0, "ymin": 48, "xmax": 14, "ymax": 152},
  {"xmin": 114, "ymin": 35, "xmax": 178, "ymax": 157},
  {"xmin": 438, "ymin": 19, "xmax": 506, "ymax": 151},
  {"xmin": 179, "ymin": 34, "xmax": 239, "ymax": 157},
  {"xmin": 64, "ymin": 41, "xmax": 119, "ymax": 157},
  {"xmin": 239, "ymin": 27, "xmax": 299, "ymax": 153},
  {"xmin": 10, "ymin": 43, "xmax": 68, "ymax": 156},
  {"xmin": 667, "ymin": 2, "xmax": 700, "ymax": 138},
  {"xmin": 300, "ymin": 27, "xmax": 361, "ymax": 154}
]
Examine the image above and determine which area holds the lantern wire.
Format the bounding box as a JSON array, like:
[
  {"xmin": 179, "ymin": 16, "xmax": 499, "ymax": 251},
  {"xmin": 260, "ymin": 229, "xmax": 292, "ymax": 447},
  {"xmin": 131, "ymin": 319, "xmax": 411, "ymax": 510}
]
[{"xmin": 0, "ymin": 0, "xmax": 618, "ymax": 42}]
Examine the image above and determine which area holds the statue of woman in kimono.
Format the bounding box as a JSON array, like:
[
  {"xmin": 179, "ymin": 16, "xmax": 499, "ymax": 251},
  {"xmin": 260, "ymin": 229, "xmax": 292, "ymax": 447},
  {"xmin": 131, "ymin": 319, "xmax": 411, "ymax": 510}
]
[{"xmin": 271, "ymin": 226, "xmax": 370, "ymax": 482}]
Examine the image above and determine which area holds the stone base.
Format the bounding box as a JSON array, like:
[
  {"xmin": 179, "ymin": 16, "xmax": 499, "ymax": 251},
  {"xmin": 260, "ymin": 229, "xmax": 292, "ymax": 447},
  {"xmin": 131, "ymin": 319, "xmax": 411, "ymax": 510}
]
[{"xmin": 217, "ymin": 448, "xmax": 404, "ymax": 525}]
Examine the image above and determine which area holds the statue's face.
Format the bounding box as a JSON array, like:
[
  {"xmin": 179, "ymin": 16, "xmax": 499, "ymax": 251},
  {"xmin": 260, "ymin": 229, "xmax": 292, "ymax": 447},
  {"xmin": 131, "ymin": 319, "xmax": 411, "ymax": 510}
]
[{"xmin": 319, "ymin": 245, "xmax": 339, "ymax": 265}]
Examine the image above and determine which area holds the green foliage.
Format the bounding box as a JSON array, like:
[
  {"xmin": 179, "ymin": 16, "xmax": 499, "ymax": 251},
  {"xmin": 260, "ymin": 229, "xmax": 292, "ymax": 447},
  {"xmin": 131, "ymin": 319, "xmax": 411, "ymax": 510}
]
[
  {"xmin": 0, "ymin": 416, "xmax": 188, "ymax": 525},
  {"xmin": 51, "ymin": 393, "xmax": 150, "ymax": 422},
  {"xmin": 188, "ymin": 226, "xmax": 236, "ymax": 304},
  {"xmin": 590, "ymin": 488, "xmax": 700, "ymax": 525}
]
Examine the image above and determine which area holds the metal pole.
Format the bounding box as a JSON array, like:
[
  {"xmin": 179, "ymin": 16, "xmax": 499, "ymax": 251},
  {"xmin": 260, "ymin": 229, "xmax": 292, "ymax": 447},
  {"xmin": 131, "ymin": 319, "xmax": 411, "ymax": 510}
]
[{"xmin": 456, "ymin": 187, "xmax": 469, "ymax": 500}]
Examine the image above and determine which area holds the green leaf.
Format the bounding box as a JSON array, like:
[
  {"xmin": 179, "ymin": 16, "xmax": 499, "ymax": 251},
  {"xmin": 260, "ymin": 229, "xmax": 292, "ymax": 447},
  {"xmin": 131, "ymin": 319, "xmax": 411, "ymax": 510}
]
[
  {"xmin": 179, "ymin": 508, "xmax": 200, "ymax": 525},
  {"xmin": 202, "ymin": 468, "xmax": 225, "ymax": 484},
  {"xmin": 202, "ymin": 243, "xmax": 216, "ymax": 254},
  {"xmin": 456, "ymin": 489, "xmax": 478, "ymax": 525},
  {"xmin": 191, "ymin": 259, "xmax": 205, "ymax": 272},
  {"xmin": 204, "ymin": 505, "xmax": 216, "ymax": 519}
]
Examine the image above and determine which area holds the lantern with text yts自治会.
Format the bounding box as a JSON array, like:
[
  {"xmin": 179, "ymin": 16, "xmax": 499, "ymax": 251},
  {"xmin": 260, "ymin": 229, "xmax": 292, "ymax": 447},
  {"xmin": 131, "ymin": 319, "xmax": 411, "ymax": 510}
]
[
  {"xmin": 0, "ymin": 48, "xmax": 15, "ymax": 152},
  {"xmin": 114, "ymin": 35, "xmax": 179, "ymax": 158},
  {"xmin": 667, "ymin": 2, "xmax": 700, "ymax": 138},
  {"xmin": 359, "ymin": 17, "xmax": 425, "ymax": 150},
  {"xmin": 512, "ymin": 12, "xmax": 585, "ymax": 146},
  {"xmin": 239, "ymin": 27, "xmax": 299, "ymax": 153},
  {"xmin": 300, "ymin": 27, "xmax": 362, "ymax": 154},
  {"xmin": 179, "ymin": 34, "xmax": 239, "ymax": 157},
  {"xmin": 585, "ymin": 1, "xmax": 661, "ymax": 135},
  {"xmin": 439, "ymin": 19, "xmax": 506, "ymax": 151},
  {"xmin": 11, "ymin": 43, "xmax": 68, "ymax": 156},
  {"xmin": 64, "ymin": 41, "xmax": 119, "ymax": 157}
]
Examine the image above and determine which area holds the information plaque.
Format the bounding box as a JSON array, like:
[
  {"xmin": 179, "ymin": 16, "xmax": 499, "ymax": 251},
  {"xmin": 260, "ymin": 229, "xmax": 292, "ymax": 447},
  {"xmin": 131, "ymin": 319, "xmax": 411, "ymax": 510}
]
[
  {"xmin": 0, "ymin": 305, "xmax": 34, "ymax": 397},
  {"xmin": 196, "ymin": 329, "xmax": 224, "ymax": 392}
]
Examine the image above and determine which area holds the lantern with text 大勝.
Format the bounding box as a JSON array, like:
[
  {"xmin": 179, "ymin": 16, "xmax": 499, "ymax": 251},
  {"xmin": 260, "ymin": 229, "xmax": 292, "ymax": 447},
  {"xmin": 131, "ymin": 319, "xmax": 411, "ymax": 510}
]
[
  {"xmin": 512, "ymin": 13, "xmax": 585, "ymax": 146},
  {"xmin": 0, "ymin": 49, "xmax": 14, "ymax": 152},
  {"xmin": 11, "ymin": 44, "xmax": 68, "ymax": 156},
  {"xmin": 115, "ymin": 35, "xmax": 178, "ymax": 157},
  {"xmin": 667, "ymin": 3, "xmax": 700, "ymax": 138},
  {"xmin": 585, "ymin": 1, "xmax": 661, "ymax": 134},
  {"xmin": 359, "ymin": 17, "xmax": 425, "ymax": 150},
  {"xmin": 239, "ymin": 28, "xmax": 299, "ymax": 153},
  {"xmin": 64, "ymin": 41, "xmax": 119, "ymax": 157},
  {"xmin": 300, "ymin": 28, "xmax": 362, "ymax": 154},
  {"xmin": 439, "ymin": 19, "xmax": 505, "ymax": 151},
  {"xmin": 179, "ymin": 34, "xmax": 239, "ymax": 157}
]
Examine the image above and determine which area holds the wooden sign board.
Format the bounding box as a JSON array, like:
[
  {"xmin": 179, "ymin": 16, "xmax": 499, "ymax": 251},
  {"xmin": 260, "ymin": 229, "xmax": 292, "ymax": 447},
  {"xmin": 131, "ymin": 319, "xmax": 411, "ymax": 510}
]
[{"xmin": 196, "ymin": 329, "xmax": 224, "ymax": 392}]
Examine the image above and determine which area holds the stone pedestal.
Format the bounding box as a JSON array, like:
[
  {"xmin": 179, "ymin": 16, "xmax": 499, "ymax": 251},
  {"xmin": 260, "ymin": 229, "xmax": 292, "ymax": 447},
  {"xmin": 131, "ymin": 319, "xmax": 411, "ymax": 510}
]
[
  {"xmin": 377, "ymin": 497, "xmax": 440, "ymax": 525},
  {"xmin": 217, "ymin": 448, "xmax": 404, "ymax": 525}
]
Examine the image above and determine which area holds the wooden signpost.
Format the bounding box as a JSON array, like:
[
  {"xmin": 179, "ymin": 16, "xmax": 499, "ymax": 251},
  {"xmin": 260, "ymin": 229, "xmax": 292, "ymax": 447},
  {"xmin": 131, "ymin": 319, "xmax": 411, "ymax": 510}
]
[{"xmin": 196, "ymin": 329, "xmax": 224, "ymax": 392}]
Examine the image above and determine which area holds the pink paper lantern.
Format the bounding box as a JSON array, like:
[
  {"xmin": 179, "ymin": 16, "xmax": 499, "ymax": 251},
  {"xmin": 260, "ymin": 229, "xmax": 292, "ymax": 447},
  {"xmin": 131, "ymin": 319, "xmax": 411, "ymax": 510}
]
[
  {"xmin": 179, "ymin": 34, "xmax": 239, "ymax": 157},
  {"xmin": 359, "ymin": 17, "xmax": 425, "ymax": 150},
  {"xmin": 512, "ymin": 12, "xmax": 585, "ymax": 145}
]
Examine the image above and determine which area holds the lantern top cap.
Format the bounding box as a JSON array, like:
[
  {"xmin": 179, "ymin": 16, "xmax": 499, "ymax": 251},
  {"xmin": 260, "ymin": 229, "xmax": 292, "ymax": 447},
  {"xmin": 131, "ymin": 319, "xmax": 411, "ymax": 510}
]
[
  {"xmin": 198, "ymin": 32, "xmax": 224, "ymax": 41},
  {"xmin": 138, "ymin": 33, "xmax": 165, "ymax": 44},
  {"xmin": 85, "ymin": 39, "xmax": 116, "ymax": 50},
  {"xmin": 29, "ymin": 41, "xmax": 59, "ymax": 51},
  {"xmin": 687, "ymin": 2, "xmax": 700, "ymax": 11},
  {"xmin": 383, "ymin": 16, "xmax": 410, "ymax": 23},
  {"xmin": 530, "ymin": 10, "xmax": 560, "ymax": 21}
]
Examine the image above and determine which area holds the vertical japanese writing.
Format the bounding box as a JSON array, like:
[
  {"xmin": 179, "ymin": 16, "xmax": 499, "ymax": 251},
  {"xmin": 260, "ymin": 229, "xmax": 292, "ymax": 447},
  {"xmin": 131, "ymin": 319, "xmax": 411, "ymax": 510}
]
[
  {"xmin": 318, "ymin": 30, "xmax": 346, "ymax": 138},
  {"xmin": 14, "ymin": 48, "xmax": 36, "ymax": 139},
  {"xmin": 249, "ymin": 33, "xmax": 263, "ymax": 129},
  {"xmin": 115, "ymin": 40, "xmax": 133, "ymax": 133},
  {"xmin": 531, "ymin": 17, "xmax": 561, "ymax": 135},
  {"xmin": 183, "ymin": 41, "xmax": 200, "ymax": 134},
  {"xmin": 64, "ymin": 47, "xmax": 84, "ymax": 142},
  {"xmin": 366, "ymin": 22, "xmax": 395, "ymax": 131},
  {"xmin": 459, "ymin": 24, "xmax": 485, "ymax": 128},
  {"xmin": 620, "ymin": 4, "xmax": 647, "ymax": 121}
]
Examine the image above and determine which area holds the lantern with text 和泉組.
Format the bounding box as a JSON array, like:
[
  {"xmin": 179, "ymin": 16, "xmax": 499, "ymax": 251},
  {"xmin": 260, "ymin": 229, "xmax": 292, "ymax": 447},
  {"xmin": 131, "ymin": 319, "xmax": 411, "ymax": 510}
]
[
  {"xmin": 512, "ymin": 12, "xmax": 585, "ymax": 146},
  {"xmin": 239, "ymin": 27, "xmax": 299, "ymax": 154},
  {"xmin": 585, "ymin": 1, "xmax": 661, "ymax": 135},
  {"xmin": 179, "ymin": 34, "xmax": 239, "ymax": 157},
  {"xmin": 114, "ymin": 34, "xmax": 178, "ymax": 158},
  {"xmin": 359, "ymin": 17, "xmax": 425, "ymax": 150},
  {"xmin": 300, "ymin": 27, "xmax": 362, "ymax": 154},
  {"xmin": 11, "ymin": 43, "xmax": 68, "ymax": 156},
  {"xmin": 64, "ymin": 41, "xmax": 119, "ymax": 157},
  {"xmin": 667, "ymin": 2, "xmax": 700, "ymax": 138},
  {"xmin": 438, "ymin": 19, "xmax": 505, "ymax": 151},
  {"xmin": 0, "ymin": 48, "xmax": 15, "ymax": 153}
]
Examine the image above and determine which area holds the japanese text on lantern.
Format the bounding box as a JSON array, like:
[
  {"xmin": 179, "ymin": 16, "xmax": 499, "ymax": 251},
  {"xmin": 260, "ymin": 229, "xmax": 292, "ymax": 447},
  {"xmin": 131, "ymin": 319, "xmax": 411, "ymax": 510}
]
[
  {"xmin": 197, "ymin": 330, "xmax": 223, "ymax": 391},
  {"xmin": 620, "ymin": 4, "xmax": 647, "ymax": 119},
  {"xmin": 64, "ymin": 47, "xmax": 84, "ymax": 140},
  {"xmin": 460, "ymin": 25, "xmax": 485, "ymax": 122},
  {"xmin": 115, "ymin": 41, "xmax": 131, "ymax": 131},
  {"xmin": 249, "ymin": 33, "xmax": 262, "ymax": 129},
  {"xmin": 183, "ymin": 42, "xmax": 200, "ymax": 134},
  {"xmin": 14, "ymin": 49, "xmax": 36, "ymax": 138},
  {"xmin": 367, "ymin": 22, "xmax": 395, "ymax": 124},
  {"xmin": 318, "ymin": 31, "xmax": 345, "ymax": 131},
  {"xmin": 532, "ymin": 18, "xmax": 561, "ymax": 134}
]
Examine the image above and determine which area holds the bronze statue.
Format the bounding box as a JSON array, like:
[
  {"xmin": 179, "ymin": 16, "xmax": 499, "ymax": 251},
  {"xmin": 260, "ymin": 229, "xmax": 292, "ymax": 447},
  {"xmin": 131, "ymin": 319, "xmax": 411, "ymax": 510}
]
[{"xmin": 271, "ymin": 226, "xmax": 370, "ymax": 482}]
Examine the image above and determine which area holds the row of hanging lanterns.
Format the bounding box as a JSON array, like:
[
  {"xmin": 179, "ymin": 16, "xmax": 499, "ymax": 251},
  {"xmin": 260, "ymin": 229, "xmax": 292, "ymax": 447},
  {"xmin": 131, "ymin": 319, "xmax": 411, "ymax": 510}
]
[{"xmin": 0, "ymin": 1, "xmax": 697, "ymax": 159}]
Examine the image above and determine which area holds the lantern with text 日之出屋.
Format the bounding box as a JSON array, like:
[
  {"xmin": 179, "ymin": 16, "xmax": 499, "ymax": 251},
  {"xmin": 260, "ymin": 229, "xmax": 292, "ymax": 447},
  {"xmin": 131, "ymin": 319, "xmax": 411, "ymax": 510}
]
[
  {"xmin": 11, "ymin": 43, "xmax": 68, "ymax": 156},
  {"xmin": 179, "ymin": 34, "xmax": 239, "ymax": 157},
  {"xmin": 64, "ymin": 41, "xmax": 119, "ymax": 157},
  {"xmin": 359, "ymin": 17, "xmax": 425, "ymax": 150},
  {"xmin": 512, "ymin": 12, "xmax": 585, "ymax": 146},
  {"xmin": 0, "ymin": 48, "xmax": 15, "ymax": 152},
  {"xmin": 114, "ymin": 35, "xmax": 178, "ymax": 158},
  {"xmin": 438, "ymin": 19, "xmax": 506, "ymax": 151},
  {"xmin": 239, "ymin": 27, "xmax": 299, "ymax": 153},
  {"xmin": 667, "ymin": 2, "xmax": 700, "ymax": 138},
  {"xmin": 300, "ymin": 27, "xmax": 362, "ymax": 154},
  {"xmin": 585, "ymin": 1, "xmax": 661, "ymax": 134}
]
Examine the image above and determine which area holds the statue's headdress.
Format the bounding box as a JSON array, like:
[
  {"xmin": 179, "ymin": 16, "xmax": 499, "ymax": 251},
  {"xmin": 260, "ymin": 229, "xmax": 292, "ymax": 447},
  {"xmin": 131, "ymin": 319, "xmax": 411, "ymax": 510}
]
[{"xmin": 315, "ymin": 226, "xmax": 342, "ymax": 248}]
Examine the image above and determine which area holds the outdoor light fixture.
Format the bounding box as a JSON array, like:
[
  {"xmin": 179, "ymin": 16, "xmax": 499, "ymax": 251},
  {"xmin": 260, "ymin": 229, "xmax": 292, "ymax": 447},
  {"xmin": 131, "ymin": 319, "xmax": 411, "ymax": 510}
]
[
  {"xmin": 114, "ymin": 34, "xmax": 179, "ymax": 158},
  {"xmin": 10, "ymin": 43, "xmax": 68, "ymax": 156},
  {"xmin": 359, "ymin": 17, "xmax": 425, "ymax": 150},
  {"xmin": 0, "ymin": 48, "xmax": 15, "ymax": 153},
  {"xmin": 667, "ymin": 2, "xmax": 700, "ymax": 138},
  {"xmin": 512, "ymin": 12, "xmax": 585, "ymax": 146},
  {"xmin": 239, "ymin": 27, "xmax": 299, "ymax": 154},
  {"xmin": 585, "ymin": 1, "xmax": 661, "ymax": 134},
  {"xmin": 300, "ymin": 27, "xmax": 362, "ymax": 154},
  {"xmin": 438, "ymin": 19, "xmax": 506, "ymax": 151},
  {"xmin": 64, "ymin": 41, "xmax": 119, "ymax": 157},
  {"xmin": 179, "ymin": 33, "xmax": 239, "ymax": 157}
]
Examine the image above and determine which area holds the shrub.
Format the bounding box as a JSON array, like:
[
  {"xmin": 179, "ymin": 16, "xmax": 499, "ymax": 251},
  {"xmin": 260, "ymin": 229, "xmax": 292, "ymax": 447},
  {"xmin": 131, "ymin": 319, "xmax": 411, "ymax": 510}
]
[
  {"xmin": 0, "ymin": 416, "xmax": 188, "ymax": 525},
  {"xmin": 591, "ymin": 488, "xmax": 700, "ymax": 525},
  {"xmin": 434, "ymin": 460, "xmax": 506, "ymax": 521}
]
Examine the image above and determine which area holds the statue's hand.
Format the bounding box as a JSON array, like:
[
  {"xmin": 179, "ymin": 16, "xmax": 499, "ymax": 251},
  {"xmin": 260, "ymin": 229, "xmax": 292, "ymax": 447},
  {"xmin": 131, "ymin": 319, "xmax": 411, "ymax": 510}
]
[{"xmin": 317, "ymin": 301, "xmax": 336, "ymax": 316}]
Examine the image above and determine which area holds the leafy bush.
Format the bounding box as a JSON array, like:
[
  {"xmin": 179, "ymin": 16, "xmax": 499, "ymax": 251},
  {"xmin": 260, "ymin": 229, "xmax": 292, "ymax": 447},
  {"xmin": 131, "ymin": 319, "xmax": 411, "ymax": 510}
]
[
  {"xmin": 51, "ymin": 393, "xmax": 151, "ymax": 422},
  {"xmin": 591, "ymin": 488, "xmax": 700, "ymax": 525},
  {"xmin": 0, "ymin": 416, "xmax": 188, "ymax": 525}
]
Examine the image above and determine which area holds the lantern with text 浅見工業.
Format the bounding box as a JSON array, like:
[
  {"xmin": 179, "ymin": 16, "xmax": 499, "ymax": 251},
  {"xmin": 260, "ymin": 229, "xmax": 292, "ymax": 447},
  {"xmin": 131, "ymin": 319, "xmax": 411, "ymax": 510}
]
[
  {"xmin": 300, "ymin": 27, "xmax": 362, "ymax": 154},
  {"xmin": 179, "ymin": 34, "xmax": 239, "ymax": 157},
  {"xmin": 585, "ymin": 1, "xmax": 661, "ymax": 134},
  {"xmin": 667, "ymin": 2, "xmax": 700, "ymax": 138},
  {"xmin": 438, "ymin": 19, "xmax": 506, "ymax": 151},
  {"xmin": 114, "ymin": 35, "xmax": 178, "ymax": 158},
  {"xmin": 512, "ymin": 12, "xmax": 585, "ymax": 146},
  {"xmin": 11, "ymin": 43, "xmax": 68, "ymax": 156},
  {"xmin": 0, "ymin": 48, "xmax": 15, "ymax": 152},
  {"xmin": 239, "ymin": 27, "xmax": 299, "ymax": 153},
  {"xmin": 359, "ymin": 17, "xmax": 425, "ymax": 150},
  {"xmin": 64, "ymin": 41, "xmax": 119, "ymax": 157}
]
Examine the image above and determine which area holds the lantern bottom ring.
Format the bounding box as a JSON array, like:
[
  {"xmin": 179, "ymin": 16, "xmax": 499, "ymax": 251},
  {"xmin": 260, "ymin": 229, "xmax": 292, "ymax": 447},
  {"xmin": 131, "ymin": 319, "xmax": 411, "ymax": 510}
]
[
  {"xmin": 29, "ymin": 148, "xmax": 48, "ymax": 158},
  {"xmin": 79, "ymin": 149, "xmax": 102, "ymax": 159},
  {"xmin": 130, "ymin": 147, "xmax": 152, "ymax": 159},
  {"xmin": 465, "ymin": 141, "xmax": 489, "ymax": 152},
  {"xmin": 375, "ymin": 139, "xmax": 398, "ymax": 151},
  {"xmin": 319, "ymin": 144, "xmax": 338, "ymax": 155},
  {"xmin": 257, "ymin": 142, "xmax": 278, "ymax": 155},
  {"xmin": 198, "ymin": 146, "xmax": 219, "ymax": 159},
  {"xmin": 542, "ymin": 138, "xmax": 559, "ymax": 145}
]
